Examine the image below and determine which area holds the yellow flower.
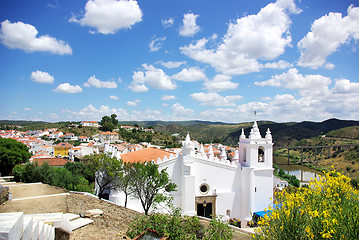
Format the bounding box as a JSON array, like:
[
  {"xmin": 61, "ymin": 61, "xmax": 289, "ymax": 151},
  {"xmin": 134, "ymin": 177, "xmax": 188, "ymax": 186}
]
[{"xmin": 322, "ymin": 232, "xmax": 332, "ymax": 238}]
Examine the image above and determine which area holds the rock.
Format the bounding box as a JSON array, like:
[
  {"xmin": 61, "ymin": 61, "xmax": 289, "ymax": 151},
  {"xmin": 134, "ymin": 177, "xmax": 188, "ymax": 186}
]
[{"xmin": 84, "ymin": 209, "xmax": 103, "ymax": 218}]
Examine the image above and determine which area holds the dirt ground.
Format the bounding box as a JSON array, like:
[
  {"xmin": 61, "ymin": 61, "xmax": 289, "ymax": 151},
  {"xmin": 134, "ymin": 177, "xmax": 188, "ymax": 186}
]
[{"xmin": 0, "ymin": 183, "xmax": 250, "ymax": 240}]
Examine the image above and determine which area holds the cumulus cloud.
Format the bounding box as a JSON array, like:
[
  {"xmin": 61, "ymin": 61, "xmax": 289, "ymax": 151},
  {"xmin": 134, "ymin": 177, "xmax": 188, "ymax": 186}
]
[
  {"xmin": 84, "ymin": 75, "xmax": 117, "ymax": 88},
  {"xmin": 179, "ymin": 12, "xmax": 200, "ymax": 37},
  {"xmin": 127, "ymin": 99, "xmax": 140, "ymax": 106},
  {"xmin": 109, "ymin": 95, "xmax": 119, "ymax": 100},
  {"xmin": 191, "ymin": 92, "xmax": 243, "ymax": 106},
  {"xmin": 149, "ymin": 36, "xmax": 166, "ymax": 52},
  {"xmin": 298, "ymin": 5, "xmax": 359, "ymax": 69},
  {"xmin": 171, "ymin": 103, "xmax": 194, "ymax": 119},
  {"xmin": 162, "ymin": 18, "xmax": 174, "ymax": 28},
  {"xmin": 0, "ymin": 20, "xmax": 72, "ymax": 55},
  {"xmin": 172, "ymin": 67, "xmax": 206, "ymax": 82},
  {"xmin": 24, "ymin": 107, "xmax": 32, "ymax": 111},
  {"xmin": 69, "ymin": 0, "xmax": 143, "ymax": 34},
  {"xmin": 159, "ymin": 61, "xmax": 186, "ymax": 68},
  {"xmin": 263, "ymin": 60, "xmax": 293, "ymax": 69},
  {"xmin": 255, "ymin": 68, "xmax": 331, "ymax": 96},
  {"xmin": 204, "ymin": 74, "xmax": 238, "ymax": 92},
  {"xmin": 54, "ymin": 83, "xmax": 83, "ymax": 93},
  {"xmin": 30, "ymin": 70, "xmax": 54, "ymax": 84},
  {"xmin": 161, "ymin": 95, "xmax": 176, "ymax": 101},
  {"xmin": 129, "ymin": 64, "xmax": 177, "ymax": 92},
  {"xmin": 180, "ymin": 0, "xmax": 300, "ymax": 75},
  {"xmin": 332, "ymin": 79, "xmax": 359, "ymax": 94}
]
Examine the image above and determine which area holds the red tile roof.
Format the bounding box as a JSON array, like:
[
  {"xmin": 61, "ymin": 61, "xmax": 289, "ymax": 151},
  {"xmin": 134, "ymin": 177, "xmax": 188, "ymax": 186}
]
[
  {"xmin": 54, "ymin": 142, "xmax": 73, "ymax": 148},
  {"xmin": 120, "ymin": 147, "xmax": 172, "ymax": 164},
  {"xmin": 33, "ymin": 158, "xmax": 69, "ymax": 166}
]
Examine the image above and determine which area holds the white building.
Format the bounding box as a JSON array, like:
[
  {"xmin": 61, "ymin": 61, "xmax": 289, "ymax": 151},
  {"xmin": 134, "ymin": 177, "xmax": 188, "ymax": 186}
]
[
  {"xmin": 68, "ymin": 145, "xmax": 99, "ymax": 161},
  {"xmin": 81, "ymin": 121, "xmax": 99, "ymax": 127},
  {"xmin": 107, "ymin": 121, "xmax": 273, "ymax": 227}
]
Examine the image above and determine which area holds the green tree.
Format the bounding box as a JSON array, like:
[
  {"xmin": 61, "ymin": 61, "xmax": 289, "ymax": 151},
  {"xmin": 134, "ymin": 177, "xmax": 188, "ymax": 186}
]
[
  {"xmin": 117, "ymin": 161, "xmax": 136, "ymax": 207},
  {"xmin": 85, "ymin": 153, "xmax": 122, "ymax": 199},
  {"xmin": 110, "ymin": 114, "xmax": 118, "ymax": 126},
  {"xmin": 131, "ymin": 161, "xmax": 177, "ymax": 215},
  {"xmin": 100, "ymin": 116, "xmax": 115, "ymax": 132},
  {"xmin": 0, "ymin": 137, "xmax": 31, "ymax": 175}
]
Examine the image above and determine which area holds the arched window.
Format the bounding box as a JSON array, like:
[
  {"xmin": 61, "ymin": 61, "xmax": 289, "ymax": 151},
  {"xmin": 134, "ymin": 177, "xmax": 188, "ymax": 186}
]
[
  {"xmin": 243, "ymin": 147, "xmax": 246, "ymax": 162},
  {"xmin": 258, "ymin": 147, "xmax": 265, "ymax": 162}
]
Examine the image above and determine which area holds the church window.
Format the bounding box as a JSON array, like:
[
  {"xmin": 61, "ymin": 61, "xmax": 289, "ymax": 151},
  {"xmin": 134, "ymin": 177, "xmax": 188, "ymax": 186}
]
[
  {"xmin": 258, "ymin": 147, "xmax": 265, "ymax": 162},
  {"xmin": 199, "ymin": 183, "xmax": 210, "ymax": 195}
]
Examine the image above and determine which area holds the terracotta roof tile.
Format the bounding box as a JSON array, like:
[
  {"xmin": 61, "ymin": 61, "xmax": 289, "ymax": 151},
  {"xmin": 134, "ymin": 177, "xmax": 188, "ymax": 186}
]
[
  {"xmin": 121, "ymin": 147, "xmax": 172, "ymax": 164},
  {"xmin": 33, "ymin": 158, "xmax": 69, "ymax": 166},
  {"xmin": 54, "ymin": 142, "xmax": 73, "ymax": 148}
]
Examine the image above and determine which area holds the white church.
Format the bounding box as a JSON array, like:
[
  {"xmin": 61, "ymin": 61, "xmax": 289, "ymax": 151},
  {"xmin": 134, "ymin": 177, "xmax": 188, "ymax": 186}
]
[{"xmin": 105, "ymin": 121, "xmax": 273, "ymax": 227}]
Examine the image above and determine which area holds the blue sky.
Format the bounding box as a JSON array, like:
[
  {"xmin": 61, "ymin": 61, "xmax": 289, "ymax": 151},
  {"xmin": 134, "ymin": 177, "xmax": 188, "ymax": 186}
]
[{"xmin": 1, "ymin": 0, "xmax": 358, "ymax": 123}]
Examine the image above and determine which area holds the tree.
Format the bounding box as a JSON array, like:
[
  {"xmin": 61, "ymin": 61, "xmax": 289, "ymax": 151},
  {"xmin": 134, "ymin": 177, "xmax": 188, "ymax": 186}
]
[
  {"xmin": 100, "ymin": 114, "xmax": 118, "ymax": 132},
  {"xmin": 110, "ymin": 114, "xmax": 118, "ymax": 126},
  {"xmin": 100, "ymin": 116, "xmax": 115, "ymax": 132},
  {"xmin": 117, "ymin": 161, "xmax": 136, "ymax": 207},
  {"xmin": 86, "ymin": 153, "xmax": 122, "ymax": 199},
  {"xmin": 131, "ymin": 161, "xmax": 177, "ymax": 215},
  {"xmin": 0, "ymin": 137, "xmax": 31, "ymax": 175}
]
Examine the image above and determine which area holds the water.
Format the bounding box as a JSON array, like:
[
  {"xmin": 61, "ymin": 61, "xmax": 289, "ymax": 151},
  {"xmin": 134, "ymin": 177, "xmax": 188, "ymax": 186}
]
[{"xmin": 274, "ymin": 157, "xmax": 322, "ymax": 184}]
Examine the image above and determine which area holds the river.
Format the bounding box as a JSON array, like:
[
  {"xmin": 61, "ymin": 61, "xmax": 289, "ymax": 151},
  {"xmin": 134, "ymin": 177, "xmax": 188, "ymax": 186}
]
[{"xmin": 274, "ymin": 157, "xmax": 322, "ymax": 184}]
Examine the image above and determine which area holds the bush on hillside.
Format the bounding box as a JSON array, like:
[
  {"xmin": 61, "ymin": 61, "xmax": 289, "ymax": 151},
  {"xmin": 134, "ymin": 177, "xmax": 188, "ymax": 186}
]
[
  {"xmin": 13, "ymin": 162, "xmax": 94, "ymax": 193},
  {"xmin": 127, "ymin": 213, "xmax": 232, "ymax": 240}
]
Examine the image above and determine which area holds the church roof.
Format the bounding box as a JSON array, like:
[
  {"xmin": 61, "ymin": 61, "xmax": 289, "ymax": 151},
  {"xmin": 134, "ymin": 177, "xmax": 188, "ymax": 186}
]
[{"xmin": 120, "ymin": 147, "xmax": 173, "ymax": 164}]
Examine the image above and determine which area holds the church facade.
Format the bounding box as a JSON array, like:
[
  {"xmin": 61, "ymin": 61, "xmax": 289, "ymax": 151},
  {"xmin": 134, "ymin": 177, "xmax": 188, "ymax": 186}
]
[{"xmin": 108, "ymin": 121, "xmax": 273, "ymax": 227}]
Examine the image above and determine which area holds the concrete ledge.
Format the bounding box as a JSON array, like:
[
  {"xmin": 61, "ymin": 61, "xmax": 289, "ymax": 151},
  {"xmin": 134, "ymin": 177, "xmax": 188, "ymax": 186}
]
[
  {"xmin": 12, "ymin": 193, "xmax": 70, "ymax": 201},
  {"xmin": 0, "ymin": 212, "xmax": 24, "ymax": 240},
  {"xmin": 70, "ymin": 218, "xmax": 93, "ymax": 231},
  {"xmin": 22, "ymin": 216, "xmax": 33, "ymax": 240}
]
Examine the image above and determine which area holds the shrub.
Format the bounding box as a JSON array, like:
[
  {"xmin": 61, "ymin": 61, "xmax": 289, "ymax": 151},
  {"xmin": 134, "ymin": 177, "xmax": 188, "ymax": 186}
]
[
  {"xmin": 254, "ymin": 170, "xmax": 359, "ymax": 239},
  {"xmin": 127, "ymin": 213, "xmax": 232, "ymax": 240}
]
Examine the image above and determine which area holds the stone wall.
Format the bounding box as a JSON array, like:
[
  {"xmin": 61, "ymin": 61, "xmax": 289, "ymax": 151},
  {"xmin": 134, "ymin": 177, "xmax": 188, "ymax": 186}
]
[{"xmin": 0, "ymin": 184, "xmax": 9, "ymax": 204}]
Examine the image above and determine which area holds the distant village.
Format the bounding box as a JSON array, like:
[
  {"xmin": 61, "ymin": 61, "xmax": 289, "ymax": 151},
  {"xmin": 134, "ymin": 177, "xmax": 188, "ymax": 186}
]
[{"xmin": 0, "ymin": 120, "xmax": 288, "ymax": 200}]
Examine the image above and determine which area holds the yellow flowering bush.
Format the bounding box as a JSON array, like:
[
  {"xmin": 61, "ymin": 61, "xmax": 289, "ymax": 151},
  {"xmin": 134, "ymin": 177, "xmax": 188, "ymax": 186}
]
[{"xmin": 254, "ymin": 170, "xmax": 359, "ymax": 239}]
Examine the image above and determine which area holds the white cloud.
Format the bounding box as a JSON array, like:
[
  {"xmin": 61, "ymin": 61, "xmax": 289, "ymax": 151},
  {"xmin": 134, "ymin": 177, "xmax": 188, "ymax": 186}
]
[
  {"xmin": 159, "ymin": 61, "xmax": 186, "ymax": 69},
  {"xmin": 0, "ymin": 20, "xmax": 72, "ymax": 55},
  {"xmin": 54, "ymin": 83, "xmax": 83, "ymax": 93},
  {"xmin": 69, "ymin": 0, "xmax": 143, "ymax": 34},
  {"xmin": 255, "ymin": 68, "xmax": 331, "ymax": 96},
  {"xmin": 179, "ymin": 12, "xmax": 200, "ymax": 37},
  {"xmin": 171, "ymin": 103, "xmax": 194, "ymax": 119},
  {"xmin": 298, "ymin": 5, "xmax": 359, "ymax": 69},
  {"xmin": 24, "ymin": 107, "xmax": 32, "ymax": 111},
  {"xmin": 127, "ymin": 99, "xmax": 141, "ymax": 106},
  {"xmin": 84, "ymin": 75, "xmax": 117, "ymax": 88},
  {"xmin": 129, "ymin": 64, "xmax": 177, "ymax": 92},
  {"xmin": 180, "ymin": 0, "xmax": 300, "ymax": 75},
  {"xmin": 30, "ymin": 70, "xmax": 54, "ymax": 84},
  {"xmin": 109, "ymin": 95, "xmax": 119, "ymax": 100},
  {"xmin": 332, "ymin": 79, "xmax": 359, "ymax": 94},
  {"xmin": 161, "ymin": 95, "xmax": 176, "ymax": 101},
  {"xmin": 204, "ymin": 74, "xmax": 238, "ymax": 92},
  {"xmin": 191, "ymin": 92, "xmax": 243, "ymax": 106},
  {"xmin": 149, "ymin": 36, "xmax": 166, "ymax": 52},
  {"xmin": 162, "ymin": 18, "xmax": 174, "ymax": 28},
  {"xmin": 263, "ymin": 60, "xmax": 293, "ymax": 69},
  {"xmin": 172, "ymin": 67, "xmax": 206, "ymax": 82}
]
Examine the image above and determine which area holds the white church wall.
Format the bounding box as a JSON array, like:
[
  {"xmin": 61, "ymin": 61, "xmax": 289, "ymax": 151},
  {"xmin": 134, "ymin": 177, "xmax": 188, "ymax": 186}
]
[{"xmin": 254, "ymin": 169, "xmax": 273, "ymax": 212}]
